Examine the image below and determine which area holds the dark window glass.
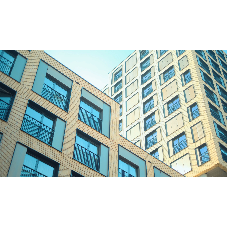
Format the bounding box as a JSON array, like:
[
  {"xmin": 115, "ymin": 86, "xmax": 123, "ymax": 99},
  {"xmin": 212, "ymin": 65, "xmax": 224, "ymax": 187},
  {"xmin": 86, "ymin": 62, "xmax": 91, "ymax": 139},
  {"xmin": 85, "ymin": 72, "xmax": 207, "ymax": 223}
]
[
  {"xmin": 140, "ymin": 50, "xmax": 149, "ymax": 60},
  {"xmin": 146, "ymin": 130, "xmax": 157, "ymax": 149},
  {"xmin": 198, "ymin": 144, "xmax": 210, "ymax": 165},
  {"xmin": 0, "ymin": 133, "xmax": 2, "ymax": 143},
  {"xmin": 150, "ymin": 148, "xmax": 159, "ymax": 160},
  {"xmin": 0, "ymin": 50, "xmax": 16, "ymax": 76},
  {"xmin": 142, "ymin": 81, "xmax": 153, "ymax": 99},
  {"xmin": 143, "ymin": 97, "xmax": 154, "ymax": 114},
  {"xmin": 200, "ymin": 69, "xmax": 215, "ymax": 89},
  {"xmin": 173, "ymin": 133, "xmax": 187, "ymax": 155},
  {"xmin": 114, "ymin": 80, "xmax": 122, "ymax": 94},
  {"xmin": 197, "ymin": 56, "xmax": 210, "ymax": 74},
  {"xmin": 218, "ymin": 57, "xmax": 227, "ymax": 72},
  {"xmin": 195, "ymin": 50, "xmax": 206, "ymax": 61},
  {"xmin": 167, "ymin": 96, "xmax": 180, "ymax": 115},
  {"xmin": 182, "ymin": 69, "xmax": 192, "ymax": 85},
  {"xmin": 119, "ymin": 159, "xmax": 137, "ymax": 177},
  {"xmin": 176, "ymin": 50, "xmax": 185, "ymax": 57},
  {"xmin": 141, "ymin": 57, "xmax": 150, "ymax": 72},
  {"xmin": 217, "ymin": 84, "xmax": 227, "ymax": 102},
  {"xmin": 206, "ymin": 50, "xmax": 217, "ymax": 61},
  {"xmin": 219, "ymin": 143, "xmax": 227, "ymax": 163},
  {"xmin": 221, "ymin": 99, "xmax": 227, "ymax": 113},
  {"xmin": 190, "ymin": 103, "xmax": 199, "ymax": 120},
  {"xmin": 114, "ymin": 92, "xmax": 122, "ymax": 104},
  {"xmin": 71, "ymin": 171, "xmax": 83, "ymax": 177},
  {"xmin": 114, "ymin": 69, "xmax": 122, "ymax": 82},
  {"xmin": 144, "ymin": 113, "xmax": 156, "ymax": 131},
  {"xmin": 216, "ymin": 50, "xmax": 225, "ymax": 61},
  {"xmin": 119, "ymin": 120, "xmax": 122, "ymax": 132},
  {"xmin": 212, "ymin": 70, "xmax": 225, "ymax": 88},
  {"xmin": 209, "ymin": 102, "xmax": 224, "ymax": 125},
  {"xmin": 222, "ymin": 69, "xmax": 227, "ymax": 80},
  {"xmin": 163, "ymin": 66, "xmax": 175, "ymax": 83},
  {"xmin": 204, "ymin": 85, "xmax": 219, "ymax": 106},
  {"xmin": 141, "ymin": 69, "xmax": 151, "ymax": 85},
  {"xmin": 209, "ymin": 57, "xmax": 221, "ymax": 73},
  {"xmin": 120, "ymin": 105, "xmax": 122, "ymax": 116},
  {"xmin": 160, "ymin": 50, "xmax": 168, "ymax": 57},
  {"xmin": 214, "ymin": 122, "xmax": 227, "ymax": 145}
]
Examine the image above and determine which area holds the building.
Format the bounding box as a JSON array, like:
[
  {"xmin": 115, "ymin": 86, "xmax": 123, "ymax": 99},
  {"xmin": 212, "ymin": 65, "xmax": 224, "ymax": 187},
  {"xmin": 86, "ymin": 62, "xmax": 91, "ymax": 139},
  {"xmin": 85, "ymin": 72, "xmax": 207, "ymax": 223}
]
[
  {"xmin": 103, "ymin": 50, "xmax": 227, "ymax": 177},
  {"xmin": 0, "ymin": 50, "xmax": 183, "ymax": 177}
]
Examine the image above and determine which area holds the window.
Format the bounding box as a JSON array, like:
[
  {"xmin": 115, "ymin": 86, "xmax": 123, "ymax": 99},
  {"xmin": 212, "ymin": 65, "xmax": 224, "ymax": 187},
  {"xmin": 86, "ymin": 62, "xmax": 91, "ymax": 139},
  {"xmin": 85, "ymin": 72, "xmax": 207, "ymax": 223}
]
[
  {"xmin": 144, "ymin": 113, "xmax": 156, "ymax": 131},
  {"xmin": 113, "ymin": 80, "xmax": 122, "ymax": 94},
  {"xmin": 79, "ymin": 99, "xmax": 102, "ymax": 133},
  {"xmin": 222, "ymin": 69, "xmax": 227, "ymax": 80},
  {"xmin": 216, "ymin": 50, "xmax": 225, "ymax": 61},
  {"xmin": 197, "ymin": 56, "xmax": 210, "ymax": 74},
  {"xmin": 200, "ymin": 69, "xmax": 215, "ymax": 89},
  {"xmin": 206, "ymin": 50, "xmax": 217, "ymax": 61},
  {"xmin": 20, "ymin": 149, "xmax": 58, "ymax": 177},
  {"xmin": 218, "ymin": 57, "xmax": 227, "ymax": 72},
  {"xmin": 0, "ymin": 50, "xmax": 16, "ymax": 76},
  {"xmin": 21, "ymin": 102, "xmax": 55, "ymax": 146},
  {"xmin": 217, "ymin": 84, "xmax": 227, "ymax": 102},
  {"xmin": 188, "ymin": 103, "xmax": 199, "ymax": 121},
  {"xmin": 140, "ymin": 57, "xmax": 150, "ymax": 72},
  {"xmin": 181, "ymin": 69, "xmax": 192, "ymax": 86},
  {"xmin": 120, "ymin": 105, "xmax": 122, "ymax": 116},
  {"xmin": 221, "ymin": 99, "xmax": 227, "ymax": 113},
  {"xmin": 212, "ymin": 70, "xmax": 225, "ymax": 88},
  {"xmin": 150, "ymin": 148, "xmax": 159, "ymax": 160},
  {"xmin": 209, "ymin": 57, "xmax": 221, "ymax": 73},
  {"xmin": 196, "ymin": 144, "xmax": 210, "ymax": 166},
  {"xmin": 209, "ymin": 102, "xmax": 225, "ymax": 125},
  {"xmin": 143, "ymin": 97, "xmax": 154, "ymax": 114},
  {"xmin": 204, "ymin": 85, "xmax": 219, "ymax": 106},
  {"xmin": 158, "ymin": 50, "xmax": 168, "ymax": 58},
  {"xmin": 219, "ymin": 143, "xmax": 227, "ymax": 163},
  {"xmin": 195, "ymin": 50, "xmax": 206, "ymax": 61},
  {"xmin": 214, "ymin": 121, "xmax": 227, "ymax": 144},
  {"xmin": 153, "ymin": 167, "xmax": 170, "ymax": 177},
  {"xmin": 114, "ymin": 92, "xmax": 122, "ymax": 104},
  {"xmin": 74, "ymin": 132, "xmax": 100, "ymax": 172},
  {"xmin": 176, "ymin": 50, "xmax": 185, "ymax": 57},
  {"xmin": 167, "ymin": 96, "xmax": 180, "ymax": 115},
  {"xmin": 0, "ymin": 83, "xmax": 16, "ymax": 121},
  {"xmin": 118, "ymin": 158, "xmax": 137, "ymax": 177},
  {"xmin": 163, "ymin": 66, "xmax": 175, "ymax": 83},
  {"xmin": 71, "ymin": 171, "xmax": 83, "ymax": 177},
  {"xmin": 145, "ymin": 130, "xmax": 157, "ymax": 149},
  {"xmin": 141, "ymin": 69, "xmax": 151, "ymax": 84},
  {"xmin": 0, "ymin": 133, "xmax": 2, "ymax": 143},
  {"xmin": 119, "ymin": 120, "xmax": 122, "ymax": 132},
  {"xmin": 114, "ymin": 69, "xmax": 122, "ymax": 82},
  {"xmin": 142, "ymin": 81, "xmax": 153, "ymax": 99},
  {"xmin": 172, "ymin": 133, "xmax": 187, "ymax": 155},
  {"xmin": 41, "ymin": 74, "xmax": 71, "ymax": 111},
  {"xmin": 140, "ymin": 50, "xmax": 149, "ymax": 60}
]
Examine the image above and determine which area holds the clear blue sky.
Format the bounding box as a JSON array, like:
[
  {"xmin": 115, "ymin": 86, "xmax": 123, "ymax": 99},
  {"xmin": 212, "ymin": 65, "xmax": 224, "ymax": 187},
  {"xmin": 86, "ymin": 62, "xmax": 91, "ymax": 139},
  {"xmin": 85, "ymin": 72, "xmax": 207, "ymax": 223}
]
[
  {"xmin": 45, "ymin": 50, "xmax": 134, "ymax": 90},
  {"xmin": 45, "ymin": 50, "xmax": 227, "ymax": 91}
]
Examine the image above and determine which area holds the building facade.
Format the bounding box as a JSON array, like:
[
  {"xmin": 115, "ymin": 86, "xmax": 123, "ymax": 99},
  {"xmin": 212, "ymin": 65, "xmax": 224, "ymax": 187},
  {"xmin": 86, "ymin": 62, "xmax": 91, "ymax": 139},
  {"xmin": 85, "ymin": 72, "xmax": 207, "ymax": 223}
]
[
  {"xmin": 0, "ymin": 50, "xmax": 183, "ymax": 177},
  {"xmin": 103, "ymin": 50, "xmax": 227, "ymax": 177}
]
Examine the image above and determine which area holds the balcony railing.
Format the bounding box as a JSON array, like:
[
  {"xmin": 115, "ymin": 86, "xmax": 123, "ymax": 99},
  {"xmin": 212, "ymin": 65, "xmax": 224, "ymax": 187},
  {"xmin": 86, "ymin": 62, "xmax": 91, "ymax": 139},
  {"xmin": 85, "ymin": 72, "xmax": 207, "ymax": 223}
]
[
  {"xmin": 173, "ymin": 139, "xmax": 187, "ymax": 154},
  {"xmin": 0, "ymin": 55, "xmax": 14, "ymax": 76},
  {"xmin": 199, "ymin": 152, "xmax": 210, "ymax": 165},
  {"xmin": 20, "ymin": 165, "xmax": 47, "ymax": 177},
  {"xmin": 41, "ymin": 83, "xmax": 69, "ymax": 111},
  {"xmin": 146, "ymin": 135, "xmax": 157, "ymax": 149},
  {"xmin": 168, "ymin": 101, "xmax": 180, "ymax": 114},
  {"xmin": 145, "ymin": 119, "xmax": 156, "ymax": 131},
  {"xmin": 192, "ymin": 108, "xmax": 199, "ymax": 119},
  {"xmin": 0, "ymin": 98, "xmax": 11, "ymax": 121},
  {"xmin": 142, "ymin": 86, "xmax": 153, "ymax": 99},
  {"xmin": 74, "ymin": 143, "xmax": 100, "ymax": 172},
  {"xmin": 78, "ymin": 106, "xmax": 102, "ymax": 133},
  {"xmin": 118, "ymin": 168, "xmax": 135, "ymax": 177},
  {"xmin": 141, "ymin": 71, "xmax": 151, "ymax": 84},
  {"xmin": 144, "ymin": 100, "xmax": 154, "ymax": 114},
  {"xmin": 21, "ymin": 114, "xmax": 54, "ymax": 145}
]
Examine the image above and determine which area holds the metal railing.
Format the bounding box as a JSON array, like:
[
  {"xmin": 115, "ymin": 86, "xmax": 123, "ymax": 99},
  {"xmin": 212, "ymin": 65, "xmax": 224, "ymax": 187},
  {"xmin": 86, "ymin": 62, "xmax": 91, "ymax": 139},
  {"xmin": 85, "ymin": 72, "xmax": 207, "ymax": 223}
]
[
  {"xmin": 200, "ymin": 152, "xmax": 210, "ymax": 165},
  {"xmin": 0, "ymin": 55, "xmax": 14, "ymax": 76},
  {"xmin": 168, "ymin": 101, "xmax": 180, "ymax": 114},
  {"xmin": 143, "ymin": 100, "xmax": 154, "ymax": 114},
  {"xmin": 164, "ymin": 67, "xmax": 175, "ymax": 82},
  {"xmin": 141, "ymin": 71, "xmax": 151, "ymax": 84},
  {"xmin": 21, "ymin": 114, "xmax": 54, "ymax": 145},
  {"xmin": 41, "ymin": 83, "xmax": 69, "ymax": 111},
  {"xmin": 146, "ymin": 135, "xmax": 157, "ymax": 149},
  {"xmin": 145, "ymin": 119, "xmax": 156, "ymax": 131},
  {"xmin": 142, "ymin": 86, "xmax": 153, "ymax": 99},
  {"xmin": 0, "ymin": 98, "xmax": 11, "ymax": 121},
  {"xmin": 78, "ymin": 106, "xmax": 102, "ymax": 133},
  {"xmin": 173, "ymin": 139, "xmax": 187, "ymax": 154},
  {"xmin": 118, "ymin": 168, "xmax": 135, "ymax": 177},
  {"xmin": 192, "ymin": 108, "xmax": 199, "ymax": 119},
  {"xmin": 210, "ymin": 108, "xmax": 221, "ymax": 122},
  {"xmin": 74, "ymin": 143, "xmax": 100, "ymax": 172},
  {"xmin": 20, "ymin": 165, "xmax": 47, "ymax": 177}
]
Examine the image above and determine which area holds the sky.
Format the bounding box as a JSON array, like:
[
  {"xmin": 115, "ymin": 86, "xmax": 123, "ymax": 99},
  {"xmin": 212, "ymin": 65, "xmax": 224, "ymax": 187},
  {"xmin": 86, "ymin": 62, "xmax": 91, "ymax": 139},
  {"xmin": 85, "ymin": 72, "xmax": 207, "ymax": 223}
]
[
  {"xmin": 45, "ymin": 50, "xmax": 134, "ymax": 91},
  {"xmin": 45, "ymin": 50, "xmax": 227, "ymax": 91}
]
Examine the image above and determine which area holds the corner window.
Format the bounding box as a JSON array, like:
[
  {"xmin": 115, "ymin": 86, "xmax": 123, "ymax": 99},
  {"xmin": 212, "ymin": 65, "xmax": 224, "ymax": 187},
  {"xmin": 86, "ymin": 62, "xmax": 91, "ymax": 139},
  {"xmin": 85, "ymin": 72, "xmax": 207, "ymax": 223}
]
[
  {"xmin": 118, "ymin": 158, "xmax": 137, "ymax": 177},
  {"xmin": 167, "ymin": 96, "xmax": 180, "ymax": 115},
  {"xmin": 172, "ymin": 133, "xmax": 187, "ymax": 155},
  {"xmin": 181, "ymin": 69, "xmax": 192, "ymax": 86}
]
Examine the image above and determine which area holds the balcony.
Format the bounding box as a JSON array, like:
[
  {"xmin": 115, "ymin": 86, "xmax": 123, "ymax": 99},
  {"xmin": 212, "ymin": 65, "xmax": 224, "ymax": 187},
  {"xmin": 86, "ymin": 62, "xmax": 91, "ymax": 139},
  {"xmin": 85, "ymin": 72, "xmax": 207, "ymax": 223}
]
[
  {"xmin": 147, "ymin": 135, "xmax": 157, "ymax": 149},
  {"xmin": 145, "ymin": 119, "xmax": 156, "ymax": 131},
  {"xmin": 192, "ymin": 108, "xmax": 199, "ymax": 119},
  {"xmin": 168, "ymin": 101, "xmax": 180, "ymax": 114},
  {"xmin": 74, "ymin": 143, "xmax": 100, "ymax": 172},
  {"xmin": 173, "ymin": 139, "xmax": 187, "ymax": 154},
  {"xmin": 79, "ymin": 106, "xmax": 102, "ymax": 133},
  {"xmin": 118, "ymin": 168, "xmax": 134, "ymax": 177},
  {"xmin": 21, "ymin": 114, "xmax": 54, "ymax": 145},
  {"xmin": 0, "ymin": 55, "xmax": 14, "ymax": 76},
  {"xmin": 41, "ymin": 83, "xmax": 69, "ymax": 111},
  {"xmin": 20, "ymin": 165, "xmax": 47, "ymax": 177},
  {"xmin": 0, "ymin": 98, "xmax": 11, "ymax": 121}
]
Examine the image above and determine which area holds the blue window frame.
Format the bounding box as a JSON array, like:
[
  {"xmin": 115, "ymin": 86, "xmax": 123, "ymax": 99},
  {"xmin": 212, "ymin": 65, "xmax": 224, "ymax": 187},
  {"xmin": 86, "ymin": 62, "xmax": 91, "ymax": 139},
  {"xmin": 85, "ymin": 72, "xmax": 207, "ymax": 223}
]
[
  {"xmin": 209, "ymin": 102, "xmax": 225, "ymax": 125},
  {"xmin": 176, "ymin": 50, "xmax": 185, "ymax": 57},
  {"xmin": 204, "ymin": 85, "xmax": 219, "ymax": 106},
  {"xmin": 114, "ymin": 92, "xmax": 122, "ymax": 104},
  {"xmin": 209, "ymin": 57, "xmax": 221, "ymax": 73},
  {"xmin": 218, "ymin": 57, "xmax": 227, "ymax": 72},
  {"xmin": 212, "ymin": 70, "xmax": 225, "ymax": 88},
  {"xmin": 142, "ymin": 81, "xmax": 153, "ymax": 99},
  {"xmin": 141, "ymin": 69, "xmax": 151, "ymax": 85},
  {"xmin": 197, "ymin": 144, "xmax": 210, "ymax": 165},
  {"xmin": 200, "ymin": 69, "xmax": 214, "ymax": 89},
  {"xmin": 190, "ymin": 103, "xmax": 199, "ymax": 120},
  {"xmin": 143, "ymin": 97, "xmax": 154, "ymax": 114},
  {"xmin": 216, "ymin": 50, "xmax": 225, "ymax": 61},
  {"xmin": 173, "ymin": 133, "xmax": 187, "ymax": 155},
  {"xmin": 181, "ymin": 69, "xmax": 192, "ymax": 86},
  {"xmin": 206, "ymin": 50, "xmax": 217, "ymax": 61},
  {"xmin": 197, "ymin": 56, "xmax": 210, "ymax": 74},
  {"xmin": 221, "ymin": 99, "xmax": 227, "ymax": 113},
  {"xmin": 167, "ymin": 96, "xmax": 180, "ymax": 115},
  {"xmin": 195, "ymin": 50, "xmax": 206, "ymax": 61},
  {"xmin": 141, "ymin": 57, "xmax": 150, "ymax": 72},
  {"xmin": 217, "ymin": 84, "xmax": 227, "ymax": 102},
  {"xmin": 114, "ymin": 69, "xmax": 122, "ymax": 82},
  {"xmin": 144, "ymin": 113, "xmax": 156, "ymax": 131},
  {"xmin": 145, "ymin": 130, "xmax": 157, "ymax": 149},
  {"xmin": 163, "ymin": 66, "xmax": 175, "ymax": 83},
  {"xmin": 219, "ymin": 143, "xmax": 227, "ymax": 163},
  {"xmin": 140, "ymin": 50, "xmax": 149, "ymax": 60}
]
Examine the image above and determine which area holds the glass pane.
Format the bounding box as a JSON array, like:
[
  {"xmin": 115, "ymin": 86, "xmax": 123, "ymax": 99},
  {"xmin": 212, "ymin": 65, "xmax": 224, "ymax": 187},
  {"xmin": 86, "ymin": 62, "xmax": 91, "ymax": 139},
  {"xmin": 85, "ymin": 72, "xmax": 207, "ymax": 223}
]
[
  {"xmin": 76, "ymin": 135, "xmax": 98, "ymax": 155},
  {"xmin": 119, "ymin": 159, "xmax": 128, "ymax": 172},
  {"xmin": 80, "ymin": 100, "xmax": 100, "ymax": 119},
  {"xmin": 42, "ymin": 115, "xmax": 54, "ymax": 128},
  {"xmin": 0, "ymin": 90, "xmax": 12, "ymax": 104},
  {"xmin": 2, "ymin": 51, "xmax": 15, "ymax": 63},
  {"xmin": 26, "ymin": 106, "xmax": 42, "ymax": 122},
  {"xmin": 129, "ymin": 165, "xmax": 136, "ymax": 177},
  {"xmin": 44, "ymin": 77, "xmax": 54, "ymax": 88}
]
